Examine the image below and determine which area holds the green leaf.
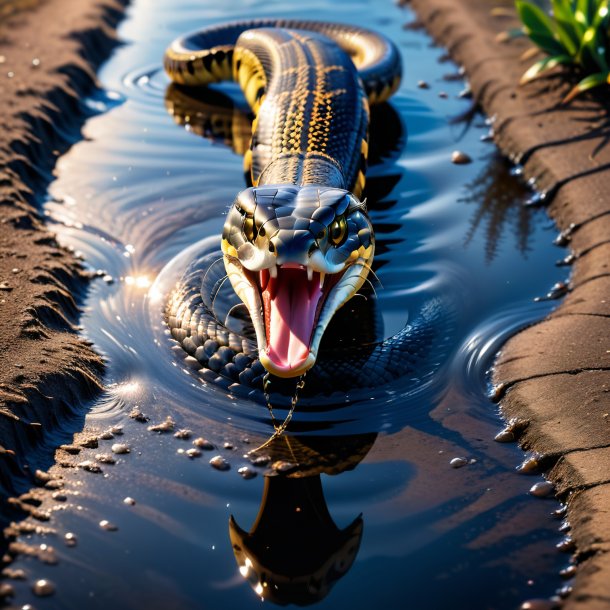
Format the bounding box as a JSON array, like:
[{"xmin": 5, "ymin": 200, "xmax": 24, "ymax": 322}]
[
  {"xmin": 521, "ymin": 54, "xmax": 574, "ymax": 83},
  {"xmin": 516, "ymin": 1, "xmax": 567, "ymax": 54},
  {"xmin": 575, "ymin": 0, "xmax": 597, "ymax": 25},
  {"xmin": 562, "ymin": 70, "xmax": 609, "ymax": 102},
  {"xmin": 551, "ymin": 0, "xmax": 585, "ymax": 42}
]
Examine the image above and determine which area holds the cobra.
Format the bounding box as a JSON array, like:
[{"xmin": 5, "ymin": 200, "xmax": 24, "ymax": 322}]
[{"xmin": 164, "ymin": 20, "xmax": 402, "ymax": 378}]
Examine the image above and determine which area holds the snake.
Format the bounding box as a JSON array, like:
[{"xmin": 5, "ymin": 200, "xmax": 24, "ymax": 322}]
[{"xmin": 163, "ymin": 20, "xmax": 450, "ymax": 397}]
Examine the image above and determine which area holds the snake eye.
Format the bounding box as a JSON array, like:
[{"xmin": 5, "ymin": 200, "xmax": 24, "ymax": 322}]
[
  {"xmin": 329, "ymin": 216, "xmax": 348, "ymax": 246},
  {"xmin": 243, "ymin": 214, "xmax": 256, "ymax": 242}
]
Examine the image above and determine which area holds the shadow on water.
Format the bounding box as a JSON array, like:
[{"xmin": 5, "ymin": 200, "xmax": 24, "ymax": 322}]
[{"xmin": 0, "ymin": 1, "xmax": 573, "ymax": 608}]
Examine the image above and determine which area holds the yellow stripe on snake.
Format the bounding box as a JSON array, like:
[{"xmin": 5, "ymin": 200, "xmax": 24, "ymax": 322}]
[{"xmin": 164, "ymin": 20, "xmax": 402, "ymax": 378}]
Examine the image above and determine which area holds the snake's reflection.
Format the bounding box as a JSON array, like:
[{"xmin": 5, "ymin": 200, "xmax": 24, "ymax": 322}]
[{"xmin": 230, "ymin": 433, "xmax": 376, "ymax": 605}]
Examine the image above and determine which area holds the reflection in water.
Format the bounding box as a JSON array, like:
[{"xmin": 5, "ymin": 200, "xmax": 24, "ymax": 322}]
[
  {"xmin": 231, "ymin": 434, "xmax": 375, "ymax": 605},
  {"xmin": 461, "ymin": 153, "xmax": 533, "ymax": 263}
]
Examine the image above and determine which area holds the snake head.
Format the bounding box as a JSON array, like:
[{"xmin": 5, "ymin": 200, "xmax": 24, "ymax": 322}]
[{"xmin": 221, "ymin": 185, "xmax": 374, "ymax": 378}]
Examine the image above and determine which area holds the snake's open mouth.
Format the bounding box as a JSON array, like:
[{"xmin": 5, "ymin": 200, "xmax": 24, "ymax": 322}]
[{"xmin": 248, "ymin": 264, "xmax": 343, "ymax": 377}]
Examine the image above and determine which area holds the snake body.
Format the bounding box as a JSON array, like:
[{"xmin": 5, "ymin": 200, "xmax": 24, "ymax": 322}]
[{"xmin": 163, "ymin": 20, "xmax": 448, "ymax": 392}]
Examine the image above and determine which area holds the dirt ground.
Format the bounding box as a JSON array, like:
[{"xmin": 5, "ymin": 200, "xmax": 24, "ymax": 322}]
[
  {"xmin": 0, "ymin": 0, "xmax": 126, "ymax": 491},
  {"xmin": 408, "ymin": 0, "xmax": 610, "ymax": 608}
]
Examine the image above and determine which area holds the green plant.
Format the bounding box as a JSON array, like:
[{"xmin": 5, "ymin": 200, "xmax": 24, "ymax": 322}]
[{"xmin": 516, "ymin": 0, "xmax": 610, "ymax": 102}]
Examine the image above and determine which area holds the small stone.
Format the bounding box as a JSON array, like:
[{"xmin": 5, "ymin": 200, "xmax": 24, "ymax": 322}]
[
  {"xmin": 64, "ymin": 532, "xmax": 77, "ymax": 547},
  {"xmin": 451, "ymin": 150, "xmax": 472, "ymax": 164},
  {"xmin": 193, "ymin": 437, "xmax": 214, "ymax": 450},
  {"xmin": 556, "ymin": 536, "xmax": 575, "ymax": 552},
  {"xmin": 0, "ymin": 282, "xmax": 12, "ymax": 291},
  {"xmin": 110, "ymin": 425, "xmax": 124, "ymax": 435},
  {"xmin": 0, "ymin": 583, "xmax": 15, "ymax": 599},
  {"xmin": 186, "ymin": 448, "xmax": 201, "ymax": 459},
  {"xmin": 2, "ymin": 567, "xmax": 26, "ymax": 580},
  {"xmin": 174, "ymin": 429, "xmax": 193, "ymax": 439},
  {"xmin": 438, "ymin": 91, "xmax": 448, "ymax": 98},
  {"xmin": 129, "ymin": 407, "xmax": 149, "ymax": 422},
  {"xmin": 31, "ymin": 58, "xmax": 40, "ymax": 67},
  {"xmin": 450, "ymin": 457, "xmax": 469, "ymax": 469},
  {"xmin": 102, "ymin": 274, "xmax": 114, "ymax": 284},
  {"xmin": 111, "ymin": 443, "xmax": 130, "ymax": 455},
  {"xmin": 123, "ymin": 497, "xmax": 136, "ymax": 506},
  {"xmin": 33, "ymin": 578, "xmax": 55, "ymax": 596},
  {"xmin": 99, "ymin": 520, "xmax": 118, "ymax": 531},
  {"xmin": 529, "ymin": 481, "xmax": 555, "ymax": 498},
  {"xmin": 223, "ymin": 442, "xmax": 234, "ymax": 450},
  {"xmin": 417, "ymin": 80, "xmax": 430, "ymax": 89},
  {"xmin": 559, "ymin": 564, "xmax": 577, "ymax": 579},
  {"xmin": 271, "ymin": 460, "xmax": 297, "ymax": 473},
  {"xmin": 238, "ymin": 466, "xmax": 257, "ymax": 480},
  {"xmin": 52, "ymin": 491, "xmax": 67, "ymax": 502},
  {"xmin": 209, "ymin": 455, "xmax": 230, "ymax": 471},
  {"xmin": 249, "ymin": 454, "xmax": 271, "ymax": 466},
  {"xmin": 517, "ymin": 454, "xmax": 543, "ymax": 474},
  {"xmin": 77, "ymin": 460, "xmax": 102, "ymax": 473},
  {"xmin": 148, "ymin": 417, "xmax": 175, "ymax": 433},
  {"xmin": 100, "ymin": 430, "xmax": 114, "ymax": 440},
  {"xmin": 520, "ymin": 600, "xmax": 559, "ymax": 610},
  {"xmin": 95, "ymin": 453, "xmax": 116, "ymax": 464}
]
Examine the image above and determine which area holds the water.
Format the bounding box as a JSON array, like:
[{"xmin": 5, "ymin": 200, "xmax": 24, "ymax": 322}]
[{"xmin": 2, "ymin": 0, "xmax": 573, "ymax": 608}]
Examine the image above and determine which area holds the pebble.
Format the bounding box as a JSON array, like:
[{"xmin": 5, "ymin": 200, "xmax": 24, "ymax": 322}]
[
  {"xmin": 271, "ymin": 460, "xmax": 297, "ymax": 473},
  {"xmin": 123, "ymin": 497, "xmax": 136, "ymax": 506},
  {"xmin": 110, "ymin": 425, "xmax": 124, "ymax": 435},
  {"xmin": 95, "ymin": 453, "xmax": 116, "ymax": 464},
  {"xmin": 52, "ymin": 491, "xmax": 67, "ymax": 502},
  {"xmin": 32, "ymin": 579, "xmax": 55, "ymax": 597},
  {"xmin": 559, "ymin": 564, "xmax": 577, "ymax": 579},
  {"xmin": 0, "ymin": 282, "xmax": 12, "ymax": 291},
  {"xmin": 99, "ymin": 520, "xmax": 118, "ymax": 532},
  {"xmin": 520, "ymin": 600, "xmax": 559, "ymax": 610},
  {"xmin": 556, "ymin": 536, "xmax": 575, "ymax": 552},
  {"xmin": 223, "ymin": 442, "xmax": 234, "ymax": 450},
  {"xmin": 451, "ymin": 150, "xmax": 472, "ymax": 164},
  {"xmin": 77, "ymin": 460, "xmax": 102, "ymax": 473},
  {"xmin": 0, "ymin": 583, "xmax": 14, "ymax": 598},
  {"xmin": 186, "ymin": 448, "xmax": 201, "ymax": 459},
  {"xmin": 111, "ymin": 443, "xmax": 130, "ymax": 455},
  {"xmin": 174, "ymin": 429, "xmax": 192, "ymax": 440},
  {"xmin": 517, "ymin": 454, "xmax": 543, "ymax": 474},
  {"xmin": 249, "ymin": 454, "xmax": 271, "ymax": 466},
  {"xmin": 209, "ymin": 455, "xmax": 230, "ymax": 471},
  {"xmin": 64, "ymin": 532, "xmax": 77, "ymax": 547},
  {"xmin": 129, "ymin": 407, "xmax": 149, "ymax": 422},
  {"xmin": 450, "ymin": 457, "xmax": 469, "ymax": 469},
  {"xmin": 193, "ymin": 437, "xmax": 214, "ymax": 450},
  {"xmin": 238, "ymin": 466, "xmax": 257, "ymax": 480},
  {"xmin": 2, "ymin": 567, "xmax": 26, "ymax": 580},
  {"xmin": 102, "ymin": 274, "xmax": 114, "ymax": 284},
  {"xmin": 148, "ymin": 417, "xmax": 175, "ymax": 433},
  {"xmin": 529, "ymin": 481, "xmax": 555, "ymax": 498},
  {"xmin": 417, "ymin": 80, "xmax": 430, "ymax": 89},
  {"xmin": 100, "ymin": 430, "xmax": 114, "ymax": 440}
]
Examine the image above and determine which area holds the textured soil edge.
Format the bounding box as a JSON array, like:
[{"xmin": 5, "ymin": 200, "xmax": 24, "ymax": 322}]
[
  {"xmin": 407, "ymin": 0, "xmax": 610, "ymax": 607},
  {"xmin": 0, "ymin": 0, "xmax": 128, "ymax": 497}
]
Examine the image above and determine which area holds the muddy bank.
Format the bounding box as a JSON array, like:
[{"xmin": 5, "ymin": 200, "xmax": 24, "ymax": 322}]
[
  {"xmin": 0, "ymin": 0, "xmax": 127, "ymax": 496},
  {"xmin": 407, "ymin": 0, "xmax": 610, "ymax": 607}
]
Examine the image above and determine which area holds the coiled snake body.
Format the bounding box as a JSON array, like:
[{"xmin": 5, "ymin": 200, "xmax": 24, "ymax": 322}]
[{"xmin": 164, "ymin": 20, "xmax": 447, "ymax": 396}]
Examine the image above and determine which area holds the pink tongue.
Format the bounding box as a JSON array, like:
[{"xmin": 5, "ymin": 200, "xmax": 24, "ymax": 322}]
[{"xmin": 263, "ymin": 267, "xmax": 322, "ymax": 372}]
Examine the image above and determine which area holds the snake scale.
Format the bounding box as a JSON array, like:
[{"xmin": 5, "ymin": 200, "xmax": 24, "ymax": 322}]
[{"xmin": 163, "ymin": 20, "xmax": 449, "ymax": 399}]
